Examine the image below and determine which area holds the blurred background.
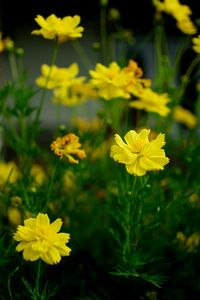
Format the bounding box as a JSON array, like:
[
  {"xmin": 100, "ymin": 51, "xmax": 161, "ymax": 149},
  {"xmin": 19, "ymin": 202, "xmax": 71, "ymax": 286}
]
[{"xmin": 0, "ymin": 0, "xmax": 199, "ymax": 126}]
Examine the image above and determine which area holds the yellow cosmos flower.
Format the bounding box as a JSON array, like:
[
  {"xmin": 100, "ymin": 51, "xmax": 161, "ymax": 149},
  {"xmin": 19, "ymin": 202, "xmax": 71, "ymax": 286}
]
[
  {"xmin": 192, "ymin": 35, "xmax": 200, "ymax": 54},
  {"xmin": 123, "ymin": 60, "xmax": 151, "ymax": 95},
  {"xmin": 50, "ymin": 133, "xmax": 86, "ymax": 164},
  {"xmin": 153, "ymin": 0, "xmax": 197, "ymax": 35},
  {"xmin": 176, "ymin": 18, "xmax": 197, "ymax": 35},
  {"xmin": 30, "ymin": 164, "xmax": 46, "ymax": 186},
  {"xmin": 52, "ymin": 82, "xmax": 96, "ymax": 106},
  {"xmin": 110, "ymin": 129, "xmax": 169, "ymax": 176},
  {"xmin": 173, "ymin": 105, "xmax": 197, "ymax": 128},
  {"xmin": 89, "ymin": 62, "xmax": 133, "ymax": 100},
  {"xmin": 32, "ymin": 14, "xmax": 84, "ymax": 42},
  {"xmin": 36, "ymin": 63, "xmax": 83, "ymax": 89},
  {"xmin": 129, "ymin": 88, "xmax": 170, "ymax": 116},
  {"xmin": 13, "ymin": 213, "xmax": 71, "ymax": 264},
  {"xmin": 0, "ymin": 161, "xmax": 20, "ymax": 184}
]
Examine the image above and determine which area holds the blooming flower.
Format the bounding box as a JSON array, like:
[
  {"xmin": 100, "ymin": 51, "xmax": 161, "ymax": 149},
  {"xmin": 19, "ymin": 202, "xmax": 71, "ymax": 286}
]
[
  {"xmin": 13, "ymin": 213, "xmax": 71, "ymax": 265},
  {"xmin": 129, "ymin": 88, "xmax": 170, "ymax": 116},
  {"xmin": 52, "ymin": 82, "xmax": 96, "ymax": 106},
  {"xmin": 110, "ymin": 129, "xmax": 169, "ymax": 176},
  {"xmin": 50, "ymin": 133, "xmax": 86, "ymax": 164},
  {"xmin": 173, "ymin": 105, "xmax": 197, "ymax": 128},
  {"xmin": 192, "ymin": 35, "xmax": 200, "ymax": 54},
  {"xmin": 32, "ymin": 14, "xmax": 84, "ymax": 42},
  {"xmin": 89, "ymin": 62, "xmax": 133, "ymax": 100},
  {"xmin": 153, "ymin": 0, "xmax": 197, "ymax": 35},
  {"xmin": 36, "ymin": 63, "xmax": 83, "ymax": 89}
]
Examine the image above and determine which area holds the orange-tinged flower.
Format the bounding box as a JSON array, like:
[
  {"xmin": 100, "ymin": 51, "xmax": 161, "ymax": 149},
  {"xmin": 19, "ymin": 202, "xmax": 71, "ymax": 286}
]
[
  {"xmin": 110, "ymin": 129, "xmax": 169, "ymax": 176},
  {"xmin": 32, "ymin": 14, "xmax": 84, "ymax": 42},
  {"xmin": 13, "ymin": 213, "xmax": 71, "ymax": 264},
  {"xmin": 50, "ymin": 133, "xmax": 86, "ymax": 164}
]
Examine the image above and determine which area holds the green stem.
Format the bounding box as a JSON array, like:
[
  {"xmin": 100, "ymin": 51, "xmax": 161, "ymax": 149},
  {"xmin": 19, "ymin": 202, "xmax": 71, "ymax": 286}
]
[
  {"xmin": 8, "ymin": 52, "xmax": 18, "ymax": 82},
  {"xmin": 35, "ymin": 260, "xmax": 42, "ymax": 299},
  {"xmin": 34, "ymin": 40, "xmax": 59, "ymax": 124},
  {"xmin": 178, "ymin": 54, "xmax": 200, "ymax": 102},
  {"xmin": 8, "ymin": 267, "xmax": 19, "ymax": 300},
  {"xmin": 71, "ymin": 40, "xmax": 91, "ymax": 71},
  {"xmin": 100, "ymin": 5, "xmax": 109, "ymax": 64}
]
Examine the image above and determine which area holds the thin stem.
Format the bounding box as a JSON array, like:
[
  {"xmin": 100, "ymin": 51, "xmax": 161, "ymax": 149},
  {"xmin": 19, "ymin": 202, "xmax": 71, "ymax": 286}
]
[
  {"xmin": 35, "ymin": 260, "xmax": 42, "ymax": 299},
  {"xmin": 8, "ymin": 267, "xmax": 19, "ymax": 300},
  {"xmin": 71, "ymin": 40, "xmax": 91, "ymax": 71},
  {"xmin": 8, "ymin": 52, "xmax": 19, "ymax": 82},
  {"xmin": 100, "ymin": 6, "xmax": 109, "ymax": 64},
  {"xmin": 34, "ymin": 40, "xmax": 59, "ymax": 124}
]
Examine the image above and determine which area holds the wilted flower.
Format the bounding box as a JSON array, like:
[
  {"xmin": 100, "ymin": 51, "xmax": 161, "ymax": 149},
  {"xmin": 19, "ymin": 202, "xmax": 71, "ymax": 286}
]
[
  {"xmin": 173, "ymin": 105, "xmax": 197, "ymax": 128},
  {"xmin": 51, "ymin": 133, "xmax": 86, "ymax": 164},
  {"xmin": 32, "ymin": 14, "xmax": 84, "ymax": 42},
  {"xmin": 110, "ymin": 129, "xmax": 169, "ymax": 176},
  {"xmin": 129, "ymin": 88, "xmax": 170, "ymax": 116},
  {"xmin": 13, "ymin": 213, "xmax": 71, "ymax": 265}
]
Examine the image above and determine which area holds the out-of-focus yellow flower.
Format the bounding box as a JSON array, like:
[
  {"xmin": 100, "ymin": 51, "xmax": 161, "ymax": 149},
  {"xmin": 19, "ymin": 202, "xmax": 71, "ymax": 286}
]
[
  {"xmin": 8, "ymin": 207, "xmax": 22, "ymax": 227},
  {"xmin": 153, "ymin": 0, "xmax": 197, "ymax": 35},
  {"xmin": 63, "ymin": 170, "xmax": 76, "ymax": 192},
  {"xmin": 11, "ymin": 196, "xmax": 22, "ymax": 207},
  {"xmin": 13, "ymin": 213, "xmax": 71, "ymax": 264},
  {"xmin": 129, "ymin": 88, "xmax": 170, "ymax": 117},
  {"xmin": 51, "ymin": 133, "xmax": 86, "ymax": 164},
  {"xmin": 177, "ymin": 18, "xmax": 197, "ymax": 35},
  {"xmin": 52, "ymin": 82, "xmax": 96, "ymax": 106},
  {"xmin": 89, "ymin": 62, "xmax": 133, "ymax": 100},
  {"xmin": 110, "ymin": 129, "xmax": 169, "ymax": 176},
  {"xmin": 123, "ymin": 60, "xmax": 151, "ymax": 95},
  {"xmin": 32, "ymin": 14, "xmax": 84, "ymax": 42},
  {"xmin": 0, "ymin": 161, "xmax": 20, "ymax": 184},
  {"xmin": 30, "ymin": 164, "xmax": 46, "ymax": 186},
  {"xmin": 186, "ymin": 233, "xmax": 200, "ymax": 252},
  {"xmin": 192, "ymin": 35, "xmax": 200, "ymax": 54},
  {"xmin": 176, "ymin": 231, "xmax": 186, "ymax": 244},
  {"xmin": 36, "ymin": 63, "xmax": 83, "ymax": 89},
  {"xmin": 0, "ymin": 32, "xmax": 14, "ymax": 53},
  {"xmin": 72, "ymin": 117, "xmax": 102, "ymax": 133},
  {"xmin": 173, "ymin": 105, "xmax": 197, "ymax": 128},
  {"xmin": 108, "ymin": 8, "xmax": 121, "ymax": 21}
]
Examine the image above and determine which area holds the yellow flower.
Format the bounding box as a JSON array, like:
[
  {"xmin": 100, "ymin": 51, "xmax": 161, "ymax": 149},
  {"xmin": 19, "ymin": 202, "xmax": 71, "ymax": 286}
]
[
  {"xmin": 153, "ymin": 0, "xmax": 197, "ymax": 35},
  {"xmin": 32, "ymin": 14, "xmax": 84, "ymax": 42},
  {"xmin": 129, "ymin": 88, "xmax": 170, "ymax": 116},
  {"xmin": 89, "ymin": 62, "xmax": 133, "ymax": 100},
  {"xmin": 192, "ymin": 35, "xmax": 200, "ymax": 54},
  {"xmin": 72, "ymin": 117, "xmax": 102, "ymax": 133},
  {"xmin": 13, "ymin": 213, "xmax": 71, "ymax": 265},
  {"xmin": 50, "ymin": 133, "xmax": 86, "ymax": 164},
  {"xmin": 30, "ymin": 164, "xmax": 46, "ymax": 186},
  {"xmin": 176, "ymin": 18, "xmax": 197, "ymax": 35},
  {"xmin": 0, "ymin": 161, "xmax": 20, "ymax": 184},
  {"xmin": 173, "ymin": 105, "xmax": 197, "ymax": 128},
  {"xmin": 0, "ymin": 32, "xmax": 14, "ymax": 53},
  {"xmin": 52, "ymin": 82, "xmax": 96, "ymax": 106},
  {"xmin": 110, "ymin": 129, "xmax": 169, "ymax": 176},
  {"xmin": 8, "ymin": 207, "xmax": 22, "ymax": 227},
  {"xmin": 36, "ymin": 63, "xmax": 83, "ymax": 89},
  {"xmin": 123, "ymin": 60, "xmax": 151, "ymax": 95}
]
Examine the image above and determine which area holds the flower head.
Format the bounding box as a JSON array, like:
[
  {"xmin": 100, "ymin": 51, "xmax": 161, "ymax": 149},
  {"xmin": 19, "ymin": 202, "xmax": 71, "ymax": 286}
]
[
  {"xmin": 32, "ymin": 14, "xmax": 84, "ymax": 42},
  {"xmin": 192, "ymin": 35, "xmax": 200, "ymax": 54},
  {"xmin": 50, "ymin": 133, "xmax": 86, "ymax": 164},
  {"xmin": 129, "ymin": 88, "xmax": 170, "ymax": 116},
  {"xmin": 0, "ymin": 161, "xmax": 20, "ymax": 184},
  {"xmin": 173, "ymin": 105, "xmax": 197, "ymax": 128},
  {"xmin": 110, "ymin": 129, "xmax": 169, "ymax": 176},
  {"xmin": 13, "ymin": 213, "xmax": 71, "ymax": 265},
  {"xmin": 89, "ymin": 62, "xmax": 133, "ymax": 100}
]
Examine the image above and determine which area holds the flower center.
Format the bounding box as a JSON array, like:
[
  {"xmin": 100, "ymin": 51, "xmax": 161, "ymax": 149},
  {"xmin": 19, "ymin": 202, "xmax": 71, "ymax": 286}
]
[
  {"xmin": 133, "ymin": 140, "xmax": 145, "ymax": 153},
  {"xmin": 35, "ymin": 226, "xmax": 48, "ymax": 241}
]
